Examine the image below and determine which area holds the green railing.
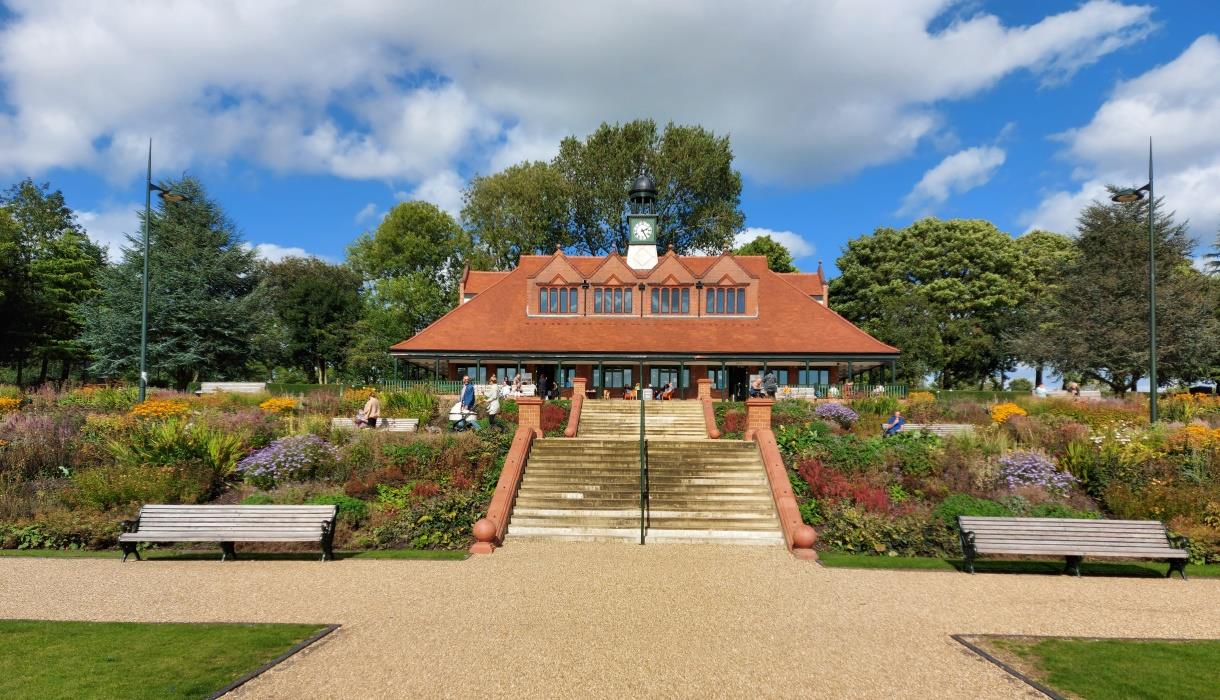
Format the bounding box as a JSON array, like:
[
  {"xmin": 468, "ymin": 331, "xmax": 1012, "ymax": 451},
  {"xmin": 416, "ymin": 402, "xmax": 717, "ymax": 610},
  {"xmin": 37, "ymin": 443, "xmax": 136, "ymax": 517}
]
[
  {"xmin": 639, "ymin": 397, "xmax": 648, "ymax": 545},
  {"xmin": 377, "ymin": 379, "xmax": 463, "ymax": 394},
  {"xmin": 774, "ymin": 384, "xmax": 908, "ymax": 399}
]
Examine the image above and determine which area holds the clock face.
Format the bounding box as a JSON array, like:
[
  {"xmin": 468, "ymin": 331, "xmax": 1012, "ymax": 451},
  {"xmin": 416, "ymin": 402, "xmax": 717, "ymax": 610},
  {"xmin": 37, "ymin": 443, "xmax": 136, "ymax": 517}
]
[{"xmin": 632, "ymin": 220, "xmax": 653, "ymax": 241}]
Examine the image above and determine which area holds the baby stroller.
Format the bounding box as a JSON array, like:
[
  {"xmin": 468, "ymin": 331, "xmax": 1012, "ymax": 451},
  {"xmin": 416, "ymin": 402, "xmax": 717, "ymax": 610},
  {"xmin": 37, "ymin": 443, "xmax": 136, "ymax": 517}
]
[{"xmin": 448, "ymin": 402, "xmax": 480, "ymax": 432}]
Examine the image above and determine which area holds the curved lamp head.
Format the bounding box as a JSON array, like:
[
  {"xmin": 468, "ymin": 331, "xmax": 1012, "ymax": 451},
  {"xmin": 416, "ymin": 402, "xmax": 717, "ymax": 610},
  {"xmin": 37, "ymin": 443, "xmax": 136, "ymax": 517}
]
[{"xmin": 1111, "ymin": 184, "xmax": 1149, "ymax": 203}]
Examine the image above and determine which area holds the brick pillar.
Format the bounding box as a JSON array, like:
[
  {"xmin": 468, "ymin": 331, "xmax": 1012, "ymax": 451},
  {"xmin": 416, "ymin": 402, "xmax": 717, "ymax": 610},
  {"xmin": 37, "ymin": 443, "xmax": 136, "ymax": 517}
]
[
  {"xmin": 572, "ymin": 376, "xmax": 587, "ymax": 397},
  {"xmin": 517, "ymin": 396, "xmax": 543, "ymax": 436},
  {"xmin": 696, "ymin": 377, "xmax": 713, "ymax": 400},
  {"xmin": 744, "ymin": 397, "xmax": 774, "ymax": 439}
]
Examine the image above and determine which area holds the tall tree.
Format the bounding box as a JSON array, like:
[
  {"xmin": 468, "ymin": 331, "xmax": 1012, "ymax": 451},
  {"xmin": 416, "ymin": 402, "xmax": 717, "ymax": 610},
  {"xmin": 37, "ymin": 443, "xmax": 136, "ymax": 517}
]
[
  {"xmin": 735, "ymin": 234, "xmax": 797, "ymax": 272},
  {"xmin": 1207, "ymin": 228, "xmax": 1220, "ymax": 275},
  {"xmin": 258, "ymin": 257, "xmax": 362, "ymax": 384},
  {"xmin": 345, "ymin": 201, "xmax": 467, "ymax": 381},
  {"xmin": 1006, "ymin": 230, "xmax": 1079, "ymax": 386},
  {"xmin": 1046, "ymin": 191, "xmax": 1219, "ymax": 393},
  {"xmin": 831, "ymin": 218, "xmax": 1033, "ymax": 388},
  {"xmin": 463, "ymin": 120, "xmax": 743, "ymax": 263},
  {"xmin": 82, "ymin": 177, "xmax": 263, "ymax": 389},
  {"xmin": 0, "ymin": 179, "xmax": 104, "ymax": 384}
]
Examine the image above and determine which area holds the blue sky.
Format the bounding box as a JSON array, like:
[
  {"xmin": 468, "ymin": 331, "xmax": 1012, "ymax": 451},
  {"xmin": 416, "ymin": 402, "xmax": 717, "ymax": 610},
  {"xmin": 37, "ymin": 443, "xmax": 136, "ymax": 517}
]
[{"xmin": 1, "ymin": 1, "xmax": 1218, "ymax": 277}]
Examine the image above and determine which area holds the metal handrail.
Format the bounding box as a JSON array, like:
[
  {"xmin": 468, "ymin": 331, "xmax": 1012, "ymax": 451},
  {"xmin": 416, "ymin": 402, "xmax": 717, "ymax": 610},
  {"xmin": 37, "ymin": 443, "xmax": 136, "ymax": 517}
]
[{"xmin": 639, "ymin": 393, "xmax": 648, "ymax": 545}]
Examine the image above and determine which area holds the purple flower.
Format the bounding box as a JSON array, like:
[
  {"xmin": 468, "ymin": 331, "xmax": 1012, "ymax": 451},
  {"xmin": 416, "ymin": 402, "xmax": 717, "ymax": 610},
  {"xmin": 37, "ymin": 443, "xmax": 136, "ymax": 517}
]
[
  {"xmin": 815, "ymin": 403, "xmax": 859, "ymax": 428},
  {"xmin": 998, "ymin": 449, "xmax": 1076, "ymax": 495},
  {"xmin": 236, "ymin": 435, "xmax": 338, "ymax": 488}
]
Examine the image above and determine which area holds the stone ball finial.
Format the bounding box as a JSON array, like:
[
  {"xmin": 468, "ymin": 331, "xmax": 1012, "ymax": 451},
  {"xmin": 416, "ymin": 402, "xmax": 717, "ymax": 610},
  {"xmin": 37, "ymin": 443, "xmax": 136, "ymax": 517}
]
[
  {"xmin": 667, "ymin": 243, "xmax": 674, "ymax": 252},
  {"xmin": 473, "ymin": 518, "xmax": 497, "ymax": 544},
  {"xmin": 793, "ymin": 524, "xmax": 817, "ymax": 549}
]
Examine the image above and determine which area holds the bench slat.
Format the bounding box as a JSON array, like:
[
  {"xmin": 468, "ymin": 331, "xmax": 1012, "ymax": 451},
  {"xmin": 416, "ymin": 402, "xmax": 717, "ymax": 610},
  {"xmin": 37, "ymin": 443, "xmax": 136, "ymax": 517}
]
[{"xmin": 958, "ymin": 515, "xmax": 1186, "ymax": 568}]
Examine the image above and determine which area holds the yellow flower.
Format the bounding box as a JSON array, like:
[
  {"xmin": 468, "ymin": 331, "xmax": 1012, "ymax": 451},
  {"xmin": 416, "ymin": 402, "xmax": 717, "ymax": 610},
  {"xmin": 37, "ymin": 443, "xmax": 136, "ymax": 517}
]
[
  {"xmin": 129, "ymin": 399, "xmax": 189, "ymax": 420},
  {"xmin": 990, "ymin": 402, "xmax": 1027, "ymax": 424},
  {"xmin": 259, "ymin": 397, "xmax": 297, "ymax": 415},
  {"xmin": 906, "ymin": 391, "xmax": 935, "ymax": 404},
  {"xmin": 0, "ymin": 397, "xmax": 21, "ymax": 413}
]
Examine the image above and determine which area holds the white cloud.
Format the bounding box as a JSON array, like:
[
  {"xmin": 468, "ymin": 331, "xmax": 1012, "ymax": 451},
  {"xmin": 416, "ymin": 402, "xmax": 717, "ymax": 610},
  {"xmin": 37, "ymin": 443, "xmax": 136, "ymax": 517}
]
[
  {"xmin": 76, "ymin": 203, "xmax": 140, "ymax": 256},
  {"xmin": 242, "ymin": 242, "xmax": 324, "ymax": 263},
  {"xmin": 354, "ymin": 203, "xmax": 380, "ymax": 224},
  {"xmin": 399, "ymin": 170, "xmax": 465, "ymax": 219},
  {"xmin": 734, "ymin": 227, "xmax": 815, "ymax": 258},
  {"xmin": 0, "ymin": 1, "xmax": 1154, "ymax": 187},
  {"xmin": 1023, "ymin": 35, "xmax": 1220, "ymax": 239},
  {"xmin": 898, "ymin": 145, "xmax": 1006, "ymax": 215}
]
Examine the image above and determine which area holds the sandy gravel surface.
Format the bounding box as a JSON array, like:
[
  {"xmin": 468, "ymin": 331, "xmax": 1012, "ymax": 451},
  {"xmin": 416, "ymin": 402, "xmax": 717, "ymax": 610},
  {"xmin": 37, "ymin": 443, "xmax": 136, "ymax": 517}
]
[{"xmin": 2, "ymin": 544, "xmax": 1217, "ymax": 699}]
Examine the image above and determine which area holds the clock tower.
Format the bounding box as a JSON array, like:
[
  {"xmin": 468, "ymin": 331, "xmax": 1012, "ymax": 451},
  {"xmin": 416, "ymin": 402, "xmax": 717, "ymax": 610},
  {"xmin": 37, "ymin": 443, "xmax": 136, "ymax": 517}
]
[{"xmin": 625, "ymin": 168, "xmax": 658, "ymax": 270}]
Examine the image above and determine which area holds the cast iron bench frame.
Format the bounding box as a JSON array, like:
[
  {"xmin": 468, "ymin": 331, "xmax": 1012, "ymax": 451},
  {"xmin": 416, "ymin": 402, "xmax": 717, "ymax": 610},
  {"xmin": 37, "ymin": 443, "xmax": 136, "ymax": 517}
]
[
  {"xmin": 119, "ymin": 504, "xmax": 338, "ymax": 562},
  {"xmin": 958, "ymin": 516, "xmax": 1189, "ymax": 578}
]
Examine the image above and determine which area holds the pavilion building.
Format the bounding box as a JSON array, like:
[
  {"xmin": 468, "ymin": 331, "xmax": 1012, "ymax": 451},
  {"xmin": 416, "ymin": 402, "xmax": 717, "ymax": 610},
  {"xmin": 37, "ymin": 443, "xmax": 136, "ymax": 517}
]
[{"xmin": 390, "ymin": 173, "xmax": 900, "ymax": 399}]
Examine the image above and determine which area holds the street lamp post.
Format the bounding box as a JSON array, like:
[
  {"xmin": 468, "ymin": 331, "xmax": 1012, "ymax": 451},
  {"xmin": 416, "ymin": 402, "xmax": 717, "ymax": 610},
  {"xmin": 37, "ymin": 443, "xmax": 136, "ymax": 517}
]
[
  {"xmin": 138, "ymin": 139, "xmax": 190, "ymax": 402},
  {"xmin": 1110, "ymin": 139, "xmax": 1157, "ymax": 422}
]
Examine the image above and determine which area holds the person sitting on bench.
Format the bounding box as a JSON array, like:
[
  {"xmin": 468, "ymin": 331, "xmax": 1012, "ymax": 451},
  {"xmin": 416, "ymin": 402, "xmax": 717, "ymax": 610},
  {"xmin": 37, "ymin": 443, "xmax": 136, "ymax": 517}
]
[
  {"xmin": 882, "ymin": 410, "xmax": 905, "ymax": 437},
  {"xmin": 660, "ymin": 382, "xmax": 674, "ymax": 400}
]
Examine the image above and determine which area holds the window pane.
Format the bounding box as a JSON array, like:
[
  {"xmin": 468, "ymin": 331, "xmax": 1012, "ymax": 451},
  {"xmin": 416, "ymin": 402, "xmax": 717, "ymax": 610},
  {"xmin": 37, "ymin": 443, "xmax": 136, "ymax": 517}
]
[
  {"xmin": 716, "ymin": 288, "xmax": 725, "ymax": 314},
  {"xmin": 661, "ymin": 288, "xmax": 670, "ymax": 313},
  {"xmin": 549, "ymin": 288, "xmax": 557, "ymax": 313},
  {"xmin": 594, "ymin": 288, "xmax": 602, "ymax": 313},
  {"xmin": 540, "ymin": 289, "xmax": 547, "ymax": 312},
  {"xmin": 651, "ymin": 288, "xmax": 659, "ymax": 313},
  {"xmin": 624, "ymin": 289, "xmax": 632, "ymax": 313},
  {"xmin": 614, "ymin": 288, "xmax": 622, "ymax": 313},
  {"xmin": 559, "ymin": 288, "xmax": 568, "ymax": 313},
  {"xmin": 736, "ymin": 288, "xmax": 745, "ymax": 314},
  {"xmin": 570, "ymin": 288, "xmax": 578, "ymax": 312},
  {"xmin": 706, "ymin": 289, "xmax": 714, "ymax": 314},
  {"xmin": 681, "ymin": 288, "xmax": 689, "ymax": 314},
  {"xmin": 778, "ymin": 370, "xmax": 788, "ymax": 385}
]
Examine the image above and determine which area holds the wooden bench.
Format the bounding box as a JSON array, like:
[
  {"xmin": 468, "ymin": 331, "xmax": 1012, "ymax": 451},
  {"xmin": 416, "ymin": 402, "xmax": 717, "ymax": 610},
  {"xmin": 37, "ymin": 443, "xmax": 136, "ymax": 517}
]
[
  {"xmin": 330, "ymin": 417, "xmax": 419, "ymax": 432},
  {"xmin": 1046, "ymin": 389, "xmax": 1103, "ymax": 400},
  {"xmin": 198, "ymin": 382, "xmax": 267, "ymax": 394},
  {"xmin": 958, "ymin": 516, "xmax": 1189, "ymax": 578},
  {"xmin": 119, "ymin": 505, "xmax": 337, "ymax": 561},
  {"xmin": 903, "ymin": 423, "xmax": 974, "ymax": 436}
]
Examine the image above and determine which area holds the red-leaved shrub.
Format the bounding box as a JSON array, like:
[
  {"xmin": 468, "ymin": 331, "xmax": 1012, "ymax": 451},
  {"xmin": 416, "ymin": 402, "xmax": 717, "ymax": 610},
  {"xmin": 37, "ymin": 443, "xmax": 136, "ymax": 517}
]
[
  {"xmin": 411, "ymin": 481, "xmax": 441, "ymax": 499},
  {"xmin": 722, "ymin": 411, "xmax": 746, "ymax": 435},
  {"xmin": 541, "ymin": 403, "xmax": 568, "ymax": 432},
  {"xmin": 797, "ymin": 459, "xmax": 891, "ymax": 513}
]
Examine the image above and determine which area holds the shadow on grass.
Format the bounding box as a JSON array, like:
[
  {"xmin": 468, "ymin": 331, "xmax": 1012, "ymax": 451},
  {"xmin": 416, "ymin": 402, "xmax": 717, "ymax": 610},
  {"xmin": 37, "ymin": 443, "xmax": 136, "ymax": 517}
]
[
  {"xmin": 816, "ymin": 552, "xmax": 1208, "ymax": 578},
  {"xmin": 0, "ymin": 549, "xmax": 469, "ymax": 562}
]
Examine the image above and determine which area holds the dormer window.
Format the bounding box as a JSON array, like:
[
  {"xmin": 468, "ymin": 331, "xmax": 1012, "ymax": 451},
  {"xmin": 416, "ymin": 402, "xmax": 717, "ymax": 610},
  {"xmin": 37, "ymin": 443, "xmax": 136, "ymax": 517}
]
[
  {"xmin": 652, "ymin": 287, "xmax": 689, "ymax": 314},
  {"xmin": 593, "ymin": 287, "xmax": 633, "ymax": 314},
  {"xmin": 706, "ymin": 287, "xmax": 746, "ymax": 315},
  {"xmin": 539, "ymin": 286, "xmax": 578, "ymax": 314}
]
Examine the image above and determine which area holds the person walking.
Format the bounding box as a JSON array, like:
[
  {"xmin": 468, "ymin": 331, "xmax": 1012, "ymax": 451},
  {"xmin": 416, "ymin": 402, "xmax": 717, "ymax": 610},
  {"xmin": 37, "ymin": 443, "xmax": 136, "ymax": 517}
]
[
  {"xmin": 486, "ymin": 375, "xmax": 505, "ymax": 429},
  {"xmin": 763, "ymin": 370, "xmax": 778, "ymax": 399},
  {"xmin": 362, "ymin": 389, "xmax": 381, "ymax": 429}
]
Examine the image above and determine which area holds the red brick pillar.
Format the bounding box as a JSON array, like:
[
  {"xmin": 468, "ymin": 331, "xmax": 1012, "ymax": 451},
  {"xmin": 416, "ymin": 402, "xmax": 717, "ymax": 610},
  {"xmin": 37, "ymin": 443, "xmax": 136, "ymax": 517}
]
[
  {"xmin": 572, "ymin": 376, "xmax": 587, "ymax": 397},
  {"xmin": 744, "ymin": 397, "xmax": 774, "ymax": 440},
  {"xmin": 696, "ymin": 377, "xmax": 713, "ymax": 400},
  {"xmin": 517, "ymin": 396, "xmax": 543, "ymax": 437}
]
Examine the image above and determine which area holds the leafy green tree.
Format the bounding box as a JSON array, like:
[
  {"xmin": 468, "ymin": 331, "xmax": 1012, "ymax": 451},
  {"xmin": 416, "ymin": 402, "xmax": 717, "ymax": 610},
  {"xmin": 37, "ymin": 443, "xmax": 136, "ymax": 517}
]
[
  {"xmin": 831, "ymin": 218, "xmax": 1033, "ymax": 389},
  {"xmin": 0, "ymin": 179, "xmax": 104, "ymax": 385},
  {"xmin": 82, "ymin": 177, "xmax": 263, "ymax": 389},
  {"xmin": 735, "ymin": 234, "xmax": 797, "ymax": 272},
  {"xmin": 461, "ymin": 161, "xmax": 572, "ymax": 270},
  {"xmin": 345, "ymin": 201, "xmax": 467, "ymax": 381},
  {"xmin": 1206, "ymin": 228, "xmax": 1220, "ymax": 275},
  {"xmin": 258, "ymin": 257, "xmax": 362, "ymax": 384},
  {"xmin": 1006, "ymin": 230, "xmax": 1079, "ymax": 386},
  {"xmin": 464, "ymin": 120, "xmax": 743, "ymax": 262},
  {"xmin": 1046, "ymin": 191, "xmax": 1219, "ymax": 393}
]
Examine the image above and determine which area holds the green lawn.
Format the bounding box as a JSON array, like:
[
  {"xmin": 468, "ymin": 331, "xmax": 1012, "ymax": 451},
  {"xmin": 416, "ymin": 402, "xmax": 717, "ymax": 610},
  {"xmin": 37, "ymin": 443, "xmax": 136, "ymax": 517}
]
[
  {"xmin": 0, "ymin": 620, "xmax": 329, "ymax": 700},
  {"xmin": 982, "ymin": 636, "xmax": 1220, "ymax": 700},
  {"xmin": 816, "ymin": 551, "xmax": 1220, "ymax": 578},
  {"xmin": 0, "ymin": 548, "xmax": 468, "ymax": 561}
]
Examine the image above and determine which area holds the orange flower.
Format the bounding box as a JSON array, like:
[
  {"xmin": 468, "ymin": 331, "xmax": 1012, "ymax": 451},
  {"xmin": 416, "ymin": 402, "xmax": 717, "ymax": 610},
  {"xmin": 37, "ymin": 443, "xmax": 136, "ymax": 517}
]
[
  {"xmin": 0, "ymin": 397, "xmax": 22, "ymax": 413},
  {"xmin": 129, "ymin": 399, "xmax": 189, "ymax": 420},
  {"xmin": 259, "ymin": 397, "xmax": 297, "ymax": 415},
  {"xmin": 990, "ymin": 402, "xmax": 1027, "ymax": 424}
]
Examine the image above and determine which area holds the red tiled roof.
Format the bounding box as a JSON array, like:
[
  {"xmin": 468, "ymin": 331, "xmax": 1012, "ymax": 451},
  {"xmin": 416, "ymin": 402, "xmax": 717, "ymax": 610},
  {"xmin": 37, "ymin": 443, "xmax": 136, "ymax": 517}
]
[
  {"xmin": 394, "ymin": 253, "xmax": 897, "ymax": 356},
  {"xmin": 778, "ymin": 272, "xmax": 824, "ymax": 296},
  {"xmin": 463, "ymin": 271, "xmax": 508, "ymax": 295}
]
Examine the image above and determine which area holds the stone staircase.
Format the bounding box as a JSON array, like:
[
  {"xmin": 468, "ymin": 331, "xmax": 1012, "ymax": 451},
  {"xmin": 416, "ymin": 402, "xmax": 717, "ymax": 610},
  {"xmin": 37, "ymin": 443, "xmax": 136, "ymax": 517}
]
[
  {"xmin": 506, "ymin": 433, "xmax": 784, "ymax": 546},
  {"xmin": 576, "ymin": 399, "xmax": 708, "ymax": 439}
]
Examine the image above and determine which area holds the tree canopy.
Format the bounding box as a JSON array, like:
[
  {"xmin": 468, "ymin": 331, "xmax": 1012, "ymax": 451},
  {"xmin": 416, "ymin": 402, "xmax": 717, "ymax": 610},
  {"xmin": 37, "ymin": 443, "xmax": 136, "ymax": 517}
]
[
  {"xmin": 1006, "ymin": 230, "xmax": 1079, "ymax": 385},
  {"xmin": 258, "ymin": 257, "xmax": 362, "ymax": 384},
  {"xmin": 735, "ymin": 234, "xmax": 796, "ymax": 272},
  {"xmin": 463, "ymin": 119, "xmax": 743, "ymax": 264}
]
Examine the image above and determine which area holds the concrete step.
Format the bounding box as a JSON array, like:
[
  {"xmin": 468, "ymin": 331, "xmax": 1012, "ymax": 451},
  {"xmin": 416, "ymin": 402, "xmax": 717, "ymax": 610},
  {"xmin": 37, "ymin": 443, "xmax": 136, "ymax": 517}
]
[{"xmin": 509, "ymin": 515, "xmax": 779, "ymax": 530}]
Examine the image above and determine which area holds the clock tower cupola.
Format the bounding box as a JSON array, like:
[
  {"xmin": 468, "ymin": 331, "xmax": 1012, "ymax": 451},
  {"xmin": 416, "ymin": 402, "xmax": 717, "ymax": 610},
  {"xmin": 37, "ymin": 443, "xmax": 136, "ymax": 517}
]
[{"xmin": 626, "ymin": 167, "xmax": 659, "ymax": 270}]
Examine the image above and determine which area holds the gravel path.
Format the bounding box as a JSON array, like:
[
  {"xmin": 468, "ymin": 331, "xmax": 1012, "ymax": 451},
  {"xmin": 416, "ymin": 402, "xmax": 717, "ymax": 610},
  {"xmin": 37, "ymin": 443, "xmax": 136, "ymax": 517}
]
[{"xmin": 2, "ymin": 543, "xmax": 1217, "ymax": 698}]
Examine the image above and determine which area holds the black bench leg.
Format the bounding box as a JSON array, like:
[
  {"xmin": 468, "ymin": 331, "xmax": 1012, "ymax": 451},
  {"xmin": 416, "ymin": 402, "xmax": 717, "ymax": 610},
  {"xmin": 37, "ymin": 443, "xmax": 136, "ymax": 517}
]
[
  {"xmin": 1168, "ymin": 559, "xmax": 1188, "ymax": 580},
  {"xmin": 120, "ymin": 543, "xmax": 141, "ymax": 562},
  {"xmin": 1064, "ymin": 555, "xmax": 1083, "ymax": 577},
  {"xmin": 220, "ymin": 542, "xmax": 236, "ymax": 561}
]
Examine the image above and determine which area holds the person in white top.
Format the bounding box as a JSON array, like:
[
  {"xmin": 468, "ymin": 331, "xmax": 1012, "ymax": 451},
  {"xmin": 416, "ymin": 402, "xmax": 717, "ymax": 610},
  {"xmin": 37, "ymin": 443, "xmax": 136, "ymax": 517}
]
[{"xmin": 486, "ymin": 376, "xmax": 507, "ymax": 428}]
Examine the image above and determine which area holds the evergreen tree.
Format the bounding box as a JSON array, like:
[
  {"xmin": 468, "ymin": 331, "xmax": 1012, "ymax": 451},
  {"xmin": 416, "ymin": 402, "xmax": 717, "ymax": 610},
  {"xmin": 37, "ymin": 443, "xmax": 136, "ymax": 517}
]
[
  {"xmin": 82, "ymin": 178, "xmax": 263, "ymax": 389},
  {"xmin": 1047, "ymin": 190, "xmax": 1219, "ymax": 393},
  {"xmin": 1006, "ymin": 230, "xmax": 1079, "ymax": 386}
]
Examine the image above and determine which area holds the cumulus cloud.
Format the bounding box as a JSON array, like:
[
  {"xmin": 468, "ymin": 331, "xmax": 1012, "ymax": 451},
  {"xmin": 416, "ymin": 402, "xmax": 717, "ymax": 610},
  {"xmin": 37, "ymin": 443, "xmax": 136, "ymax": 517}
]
[
  {"xmin": 734, "ymin": 227, "xmax": 815, "ymax": 258},
  {"xmin": 0, "ymin": 1, "xmax": 1154, "ymax": 186},
  {"xmin": 898, "ymin": 145, "xmax": 1006, "ymax": 215},
  {"xmin": 398, "ymin": 170, "xmax": 465, "ymax": 219},
  {"xmin": 241, "ymin": 242, "xmax": 327, "ymax": 263},
  {"xmin": 77, "ymin": 203, "xmax": 140, "ymax": 256},
  {"xmin": 1023, "ymin": 35, "xmax": 1220, "ymax": 238},
  {"xmin": 355, "ymin": 203, "xmax": 381, "ymax": 224}
]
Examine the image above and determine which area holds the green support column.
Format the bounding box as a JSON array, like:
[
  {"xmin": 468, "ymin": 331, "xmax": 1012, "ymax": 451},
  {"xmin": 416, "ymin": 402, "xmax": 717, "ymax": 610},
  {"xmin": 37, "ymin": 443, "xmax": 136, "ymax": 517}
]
[
  {"xmin": 804, "ymin": 359, "xmax": 810, "ymax": 387},
  {"xmin": 597, "ymin": 361, "xmax": 603, "ymax": 398},
  {"xmin": 720, "ymin": 361, "xmax": 727, "ymax": 402},
  {"xmin": 678, "ymin": 360, "xmax": 685, "ymax": 399},
  {"xmin": 557, "ymin": 360, "xmax": 563, "ymax": 395},
  {"xmin": 434, "ymin": 358, "xmax": 440, "ymax": 381},
  {"xmin": 475, "ymin": 360, "xmax": 481, "ymax": 384}
]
